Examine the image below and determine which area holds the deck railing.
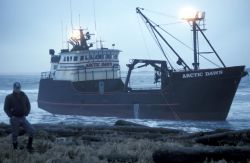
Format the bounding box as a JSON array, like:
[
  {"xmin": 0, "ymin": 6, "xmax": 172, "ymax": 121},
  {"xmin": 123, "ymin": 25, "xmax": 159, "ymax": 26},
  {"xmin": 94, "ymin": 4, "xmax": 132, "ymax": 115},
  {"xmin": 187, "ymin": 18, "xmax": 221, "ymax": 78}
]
[
  {"xmin": 40, "ymin": 68, "xmax": 121, "ymax": 81},
  {"xmin": 40, "ymin": 72, "xmax": 52, "ymax": 79}
]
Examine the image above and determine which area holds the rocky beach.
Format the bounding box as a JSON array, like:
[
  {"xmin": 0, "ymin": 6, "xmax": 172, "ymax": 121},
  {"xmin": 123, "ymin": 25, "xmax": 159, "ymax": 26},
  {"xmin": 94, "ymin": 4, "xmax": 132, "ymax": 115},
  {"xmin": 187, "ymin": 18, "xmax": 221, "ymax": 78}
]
[{"xmin": 0, "ymin": 120, "xmax": 249, "ymax": 163}]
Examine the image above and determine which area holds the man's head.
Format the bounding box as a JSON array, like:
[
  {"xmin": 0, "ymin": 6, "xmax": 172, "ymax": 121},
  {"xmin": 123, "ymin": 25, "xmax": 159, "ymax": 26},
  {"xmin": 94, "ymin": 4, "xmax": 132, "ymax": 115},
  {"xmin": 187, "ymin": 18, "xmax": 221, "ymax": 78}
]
[{"xmin": 13, "ymin": 82, "xmax": 21, "ymax": 93}]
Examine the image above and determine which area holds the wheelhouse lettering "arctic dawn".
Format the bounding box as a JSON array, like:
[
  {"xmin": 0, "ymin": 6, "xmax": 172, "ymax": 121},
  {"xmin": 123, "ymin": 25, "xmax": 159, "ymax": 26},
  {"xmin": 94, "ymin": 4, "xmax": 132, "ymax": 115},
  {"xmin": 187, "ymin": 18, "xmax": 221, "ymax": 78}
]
[{"xmin": 182, "ymin": 70, "xmax": 223, "ymax": 79}]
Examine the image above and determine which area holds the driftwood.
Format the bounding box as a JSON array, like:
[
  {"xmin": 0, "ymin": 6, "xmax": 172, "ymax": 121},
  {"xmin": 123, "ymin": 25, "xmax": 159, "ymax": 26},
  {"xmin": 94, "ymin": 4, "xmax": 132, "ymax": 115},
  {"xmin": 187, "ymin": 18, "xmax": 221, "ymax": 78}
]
[
  {"xmin": 99, "ymin": 154, "xmax": 138, "ymax": 163},
  {"xmin": 114, "ymin": 120, "xmax": 147, "ymax": 127},
  {"xmin": 194, "ymin": 129, "xmax": 250, "ymax": 146},
  {"xmin": 153, "ymin": 146, "xmax": 250, "ymax": 163},
  {"xmin": 0, "ymin": 121, "xmax": 182, "ymax": 138},
  {"xmin": 1, "ymin": 122, "xmax": 250, "ymax": 162},
  {"xmin": 114, "ymin": 120, "xmax": 181, "ymax": 135}
]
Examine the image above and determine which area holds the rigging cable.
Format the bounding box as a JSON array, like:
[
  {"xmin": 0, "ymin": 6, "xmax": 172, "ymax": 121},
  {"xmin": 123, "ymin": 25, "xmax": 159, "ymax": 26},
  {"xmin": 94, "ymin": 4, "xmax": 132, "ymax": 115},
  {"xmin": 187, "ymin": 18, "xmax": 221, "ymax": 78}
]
[
  {"xmin": 137, "ymin": 9, "xmax": 189, "ymax": 70},
  {"xmin": 158, "ymin": 21, "xmax": 184, "ymax": 26},
  {"xmin": 141, "ymin": 14, "xmax": 175, "ymax": 70},
  {"xmin": 149, "ymin": 25, "xmax": 175, "ymax": 70},
  {"xmin": 142, "ymin": 8, "xmax": 179, "ymax": 20},
  {"xmin": 61, "ymin": 20, "xmax": 64, "ymax": 49},
  {"xmin": 160, "ymin": 91, "xmax": 181, "ymax": 120},
  {"xmin": 187, "ymin": 24, "xmax": 220, "ymax": 68},
  {"xmin": 78, "ymin": 14, "xmax": 81, "ymax": 28},
  {"xmin": 66, "ymin": 25, "xmax": 69, "ymax": 49},
  {"xmin": 199, "ymin": 54, "xmax": 220, "ymax": 67},
  {"xmin": 70, "ymin": 0, "xmax": 73, "ymax": 30},
  {"xmin": 92, "ymin": 0, "xmax": 98, "ymax": 48},
  {"xmin": 145, "ymin": 16, "xmax": 190, "ymax": 70},
  {"xmin": 155, "ymin": 23, "xmax": 194, "ymax": 51},
  {"xmin": 157, "ymin": 21, "xmax": 221, "ymax": 68},
  {"xmin": 141, "ymin": 8, "xmax": 194, "ymax": 52},
  {"xmin": 136, "ymin": 14, "xmax": 151, "ymax": 59},
  {"xmin": 195, "ymin": 23, "xmax": 226, "ymax": 67},
  {"xmin": 141, "ymin": 9, "xmax": 194, "ymax": 51},
  {"xmin": 139, "ymin": 8, "xmax": 221, "ymax": 69},
  {"xmin": 144, "ymin": 9, "xmax": 222, "ymax": 68}
]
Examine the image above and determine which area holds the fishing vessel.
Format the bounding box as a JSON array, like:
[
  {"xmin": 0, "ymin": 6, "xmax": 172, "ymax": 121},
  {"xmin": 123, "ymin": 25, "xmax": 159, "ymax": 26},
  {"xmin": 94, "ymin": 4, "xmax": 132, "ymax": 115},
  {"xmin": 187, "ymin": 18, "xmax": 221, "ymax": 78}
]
[{"xmin": 38, "ymin": 8, "xmax": 247, "ymax": 120}]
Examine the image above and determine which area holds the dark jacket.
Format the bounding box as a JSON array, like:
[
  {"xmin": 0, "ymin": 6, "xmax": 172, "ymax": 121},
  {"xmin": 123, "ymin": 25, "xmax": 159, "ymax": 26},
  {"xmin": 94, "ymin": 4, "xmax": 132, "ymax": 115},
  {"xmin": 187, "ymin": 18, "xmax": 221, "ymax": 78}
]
[{"xmin": 4, "ymin": 91, "xmax": 31, "ymax": 117}]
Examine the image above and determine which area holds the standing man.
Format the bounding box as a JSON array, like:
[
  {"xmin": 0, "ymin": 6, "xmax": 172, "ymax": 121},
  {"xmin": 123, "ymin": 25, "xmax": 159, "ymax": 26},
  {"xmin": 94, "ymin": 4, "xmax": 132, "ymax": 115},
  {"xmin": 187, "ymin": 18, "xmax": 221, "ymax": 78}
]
[{"xmin": 4, "ymin": 82, "xmax": 34, "ymax": 151}]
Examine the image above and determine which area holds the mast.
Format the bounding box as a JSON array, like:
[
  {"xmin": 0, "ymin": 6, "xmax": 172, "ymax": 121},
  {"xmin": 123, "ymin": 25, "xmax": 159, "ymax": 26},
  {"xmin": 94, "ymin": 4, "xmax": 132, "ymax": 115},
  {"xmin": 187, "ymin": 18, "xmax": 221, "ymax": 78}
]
[
  {"xmin": 185, "ymin": 12, "xmax": 226, "ymax": 69},
  {"xmin": 192, "ymin": 20, "xmax": 199, "ymax": 70},
  {"xmin": 185, "ymin": 13, "xmax": 203, "ymax": 70}
]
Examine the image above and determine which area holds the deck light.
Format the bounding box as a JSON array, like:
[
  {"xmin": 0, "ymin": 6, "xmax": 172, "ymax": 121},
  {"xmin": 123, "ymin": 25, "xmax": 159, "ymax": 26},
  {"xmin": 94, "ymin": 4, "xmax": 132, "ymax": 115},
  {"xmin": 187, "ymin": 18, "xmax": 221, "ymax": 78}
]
[{"xmin": 180, "ymin": 6, "xmax": 205, "ymax": 21}]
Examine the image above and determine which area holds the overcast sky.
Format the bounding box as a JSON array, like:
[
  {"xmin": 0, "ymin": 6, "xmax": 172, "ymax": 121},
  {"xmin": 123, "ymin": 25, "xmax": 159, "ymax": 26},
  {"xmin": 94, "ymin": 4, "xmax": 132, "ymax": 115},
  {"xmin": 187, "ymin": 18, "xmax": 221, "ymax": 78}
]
[{"xmin": 0, "ymin": 0, "xmax": 249, "ymax": 74}]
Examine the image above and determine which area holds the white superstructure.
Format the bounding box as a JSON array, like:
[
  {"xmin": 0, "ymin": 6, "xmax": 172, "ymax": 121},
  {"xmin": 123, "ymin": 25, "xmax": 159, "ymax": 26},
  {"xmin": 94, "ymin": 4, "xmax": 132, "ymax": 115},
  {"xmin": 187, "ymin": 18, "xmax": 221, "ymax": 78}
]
[{"xmin": 44, "ymin": 29, "xmax": 121, "ymax": 82}]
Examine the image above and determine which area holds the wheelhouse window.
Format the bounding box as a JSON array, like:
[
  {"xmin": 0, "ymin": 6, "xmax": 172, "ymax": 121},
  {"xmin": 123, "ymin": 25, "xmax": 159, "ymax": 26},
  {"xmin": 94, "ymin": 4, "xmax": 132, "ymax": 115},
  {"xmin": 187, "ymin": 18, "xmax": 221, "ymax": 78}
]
[
  {"xmin": 80, "ymin": 56, "xmax": 84, "ymax": 61},
  {"xmin": 100, "ymin": 54, "xmax": 104, "ymax": 59},
  {"xmin": 106, "ymin": 54, "xmax": 112, "ymax": 59},
  {"xmin": 74, "ymin": 56, "xmax": 78, "ymax": 61},
  {"xmin": 85, "ymin": 55, "xmax": 88, "ymax": 60},
  {"xmin": 113, "ymin": 54, "xmax": 118, "ymax": 59}
]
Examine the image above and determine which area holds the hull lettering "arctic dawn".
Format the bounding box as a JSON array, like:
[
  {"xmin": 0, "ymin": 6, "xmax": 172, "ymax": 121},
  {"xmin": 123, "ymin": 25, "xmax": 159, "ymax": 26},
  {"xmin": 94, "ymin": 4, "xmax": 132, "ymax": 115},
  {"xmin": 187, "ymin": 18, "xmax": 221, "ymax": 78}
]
[{"xmin": 182, "ymin": 70, "xmax": 223, "ymax": 79}]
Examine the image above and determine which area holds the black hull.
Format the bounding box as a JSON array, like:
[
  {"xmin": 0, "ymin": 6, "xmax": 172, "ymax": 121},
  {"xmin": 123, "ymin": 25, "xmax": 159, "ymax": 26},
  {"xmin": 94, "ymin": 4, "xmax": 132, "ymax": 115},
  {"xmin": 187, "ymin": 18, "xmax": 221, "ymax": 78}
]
[{"xmin": 38, "ymin": 66, "xmax": 246, "ymax": 120}]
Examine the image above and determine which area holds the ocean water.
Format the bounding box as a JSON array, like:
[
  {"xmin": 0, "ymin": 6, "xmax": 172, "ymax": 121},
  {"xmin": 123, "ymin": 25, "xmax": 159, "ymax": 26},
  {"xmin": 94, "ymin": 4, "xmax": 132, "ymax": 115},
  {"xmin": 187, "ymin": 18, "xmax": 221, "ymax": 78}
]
[{"xmin": 0, "ymin": 70, "xmax": 249, "ymax": 133}]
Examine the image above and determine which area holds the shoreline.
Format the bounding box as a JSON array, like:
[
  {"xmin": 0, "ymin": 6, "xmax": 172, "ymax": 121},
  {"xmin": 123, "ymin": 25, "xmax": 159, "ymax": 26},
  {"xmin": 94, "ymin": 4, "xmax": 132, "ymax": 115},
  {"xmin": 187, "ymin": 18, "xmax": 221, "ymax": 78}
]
[{"xmin": 0, "ymin": 120, "xmax": 250, "ymax": 163}]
